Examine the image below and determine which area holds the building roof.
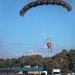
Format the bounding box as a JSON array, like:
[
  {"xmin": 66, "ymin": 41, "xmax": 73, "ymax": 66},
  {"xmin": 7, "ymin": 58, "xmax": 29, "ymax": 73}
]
[
  {"xmin": 0, "ymin": 68, "xmax": 17, "ymax": 70},
  {"xmin": 0, "ymin": 68, "xmax": 45, "ymax": 71},
  {"xmin": 17, "ymin": 68, "xmax": 44, "ymax": 71}
]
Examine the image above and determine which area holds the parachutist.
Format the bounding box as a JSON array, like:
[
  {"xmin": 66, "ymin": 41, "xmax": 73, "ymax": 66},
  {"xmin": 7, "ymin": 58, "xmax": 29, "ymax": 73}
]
[
  {"xmin": 46, "ymin": 38, "xmax": 52, "ymax": 52},
  {"xmin": 47, "ymin": 42, "xmax": 52, "ymax": 52}
]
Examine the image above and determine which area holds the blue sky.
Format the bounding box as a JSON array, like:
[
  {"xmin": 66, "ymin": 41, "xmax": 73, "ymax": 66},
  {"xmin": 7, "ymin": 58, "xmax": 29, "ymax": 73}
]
[{"xmin": 0, "ymin": 0, "xmax": 75, "ymax": 59}]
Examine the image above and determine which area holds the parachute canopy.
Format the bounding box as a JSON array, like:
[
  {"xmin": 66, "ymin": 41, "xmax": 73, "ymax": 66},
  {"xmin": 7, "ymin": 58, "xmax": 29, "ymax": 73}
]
[{"xmin": 19, "ymin": 0, "xmax": 72, "ymax": 16}]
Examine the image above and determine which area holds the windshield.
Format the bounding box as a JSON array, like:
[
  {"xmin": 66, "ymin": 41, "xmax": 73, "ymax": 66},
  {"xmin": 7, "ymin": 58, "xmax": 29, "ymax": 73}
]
[{"xmin": 54, "ymin": 72, "xmax": 60, "ymax": 74}]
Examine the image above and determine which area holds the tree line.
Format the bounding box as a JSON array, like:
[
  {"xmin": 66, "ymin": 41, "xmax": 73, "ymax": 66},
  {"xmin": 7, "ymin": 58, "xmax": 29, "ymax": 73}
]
[{"xmin": 0, "ymin": 49, "xmax": 75, "ymax": 74}]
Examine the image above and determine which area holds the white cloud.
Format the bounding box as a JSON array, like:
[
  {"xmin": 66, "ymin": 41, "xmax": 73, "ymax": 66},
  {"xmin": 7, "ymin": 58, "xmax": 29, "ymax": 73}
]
[
  {"xmin": 36, "ymin": 44, "xmax": 47, "ymax": 52},
  {"xmin": 28, "ymin": 49, "xmax": 41, "ymax": 55},
  {"xmin": 15, "ymin": 54, "xmax": 21, "ymax": 57}
]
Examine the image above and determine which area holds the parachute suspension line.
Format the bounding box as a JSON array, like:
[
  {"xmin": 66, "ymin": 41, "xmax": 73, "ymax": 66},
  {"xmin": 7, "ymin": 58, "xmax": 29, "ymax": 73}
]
[
  {"xmin": 25, "ymin": 13, "xmax": 46, "ymax": 39},
  {"xmin": 23, "ymin": 5, "xmax": 47, "ymax": 39},
  {"xmin": 46, "ymin": 7, "xmax": 55, "ymax": 38},
  {"xmin": 44, "ymin": 7, "xmax": 61, "ymax": 39},
  {"xmin": 32, "ymin": 8, "xmax": 47, "ymax": 39},
  {"xmin": 19, "ymin": 0, "xmax": 72, "ymax": 16},
  {"xmin": 24, "ymin": 13, "xmax": 41, "ymax": 37}
]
